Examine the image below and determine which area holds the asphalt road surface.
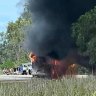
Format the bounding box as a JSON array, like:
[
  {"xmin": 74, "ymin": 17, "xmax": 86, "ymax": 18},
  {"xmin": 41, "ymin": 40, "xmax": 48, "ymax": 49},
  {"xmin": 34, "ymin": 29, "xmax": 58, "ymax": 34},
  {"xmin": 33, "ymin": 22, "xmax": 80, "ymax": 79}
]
[
  {"xmin": 0, "ymin": 75, "xmax": 93, "ymax": 81},
  {"xmin": 0, "ymin": 75, "xmax": 33, "ymax": 81}
]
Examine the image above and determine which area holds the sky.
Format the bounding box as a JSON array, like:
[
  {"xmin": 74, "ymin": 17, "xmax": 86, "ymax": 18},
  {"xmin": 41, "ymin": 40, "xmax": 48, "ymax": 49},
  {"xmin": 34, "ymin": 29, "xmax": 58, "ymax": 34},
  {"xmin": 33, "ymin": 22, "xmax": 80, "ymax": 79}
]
[{"xmin": 0, "ymin": 0, "xmax": 23, "ymax": 32}]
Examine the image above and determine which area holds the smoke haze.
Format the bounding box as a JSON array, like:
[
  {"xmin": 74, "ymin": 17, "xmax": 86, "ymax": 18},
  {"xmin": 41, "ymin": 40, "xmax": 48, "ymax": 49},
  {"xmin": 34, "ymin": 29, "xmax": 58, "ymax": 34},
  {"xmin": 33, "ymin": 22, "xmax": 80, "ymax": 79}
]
[{"xmin": 25, "ymin": 0, "xmax": 96, "ymax": 59}]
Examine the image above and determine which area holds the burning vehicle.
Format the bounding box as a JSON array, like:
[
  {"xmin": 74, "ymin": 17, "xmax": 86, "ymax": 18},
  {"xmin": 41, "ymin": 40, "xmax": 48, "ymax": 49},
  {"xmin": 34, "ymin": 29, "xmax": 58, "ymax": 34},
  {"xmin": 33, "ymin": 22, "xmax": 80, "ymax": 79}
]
[{"xmin": 29, "ymin": 52, "xmax": 78, "ymax": 79}]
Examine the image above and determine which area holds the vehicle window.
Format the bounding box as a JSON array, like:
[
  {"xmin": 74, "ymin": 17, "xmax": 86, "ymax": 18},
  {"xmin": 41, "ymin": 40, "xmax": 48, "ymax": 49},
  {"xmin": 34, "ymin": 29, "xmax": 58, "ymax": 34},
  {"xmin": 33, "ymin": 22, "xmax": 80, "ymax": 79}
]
[{"xmin": 24, "ymin": 65, "xmax": 27, "ymax": 67}]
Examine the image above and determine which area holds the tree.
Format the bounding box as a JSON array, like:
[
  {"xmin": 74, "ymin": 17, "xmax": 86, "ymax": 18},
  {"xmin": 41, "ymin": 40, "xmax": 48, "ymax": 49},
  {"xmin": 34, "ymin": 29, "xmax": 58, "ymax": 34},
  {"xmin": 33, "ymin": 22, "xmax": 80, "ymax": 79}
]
[
  {"xmin": 0, "ymin": 2, "xmax": 32, "ymax": 68},
  {"xmin": 0, "ymin": 17, "xmax": 32, "ymax": 68},
  {"xmin": 72, "ymin": 6, "xmax": 96, "ymax": 71},
  {"xmin": 0, "ymin": 60, "xmax": 15, "ymax": 69},
  {"xmin": 0, "ymin": 32, "xmax": 7, "ymax": 64},
  {"xmin": 6, "ymin": 17, "xmax": 31, "ymax": 65}
]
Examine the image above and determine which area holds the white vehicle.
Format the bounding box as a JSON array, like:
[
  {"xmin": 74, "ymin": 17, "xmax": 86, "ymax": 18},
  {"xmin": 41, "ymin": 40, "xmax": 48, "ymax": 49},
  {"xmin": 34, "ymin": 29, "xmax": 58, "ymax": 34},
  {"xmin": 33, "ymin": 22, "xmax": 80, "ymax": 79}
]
[{"xmin": 19, "ymin": 62, "xmax": 32, "ymax": 75}]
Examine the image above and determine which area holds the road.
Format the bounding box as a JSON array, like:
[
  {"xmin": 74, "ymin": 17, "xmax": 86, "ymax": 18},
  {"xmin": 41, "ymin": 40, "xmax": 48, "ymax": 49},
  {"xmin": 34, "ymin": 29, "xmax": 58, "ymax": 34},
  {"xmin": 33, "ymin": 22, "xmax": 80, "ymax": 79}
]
[
  {"xmin": 0, "ymin": 75, "xmax": 33, "ymax": 81},
  {"xmin": 0, "ymin": 75, "xmax": 93, "ymax": 81}
]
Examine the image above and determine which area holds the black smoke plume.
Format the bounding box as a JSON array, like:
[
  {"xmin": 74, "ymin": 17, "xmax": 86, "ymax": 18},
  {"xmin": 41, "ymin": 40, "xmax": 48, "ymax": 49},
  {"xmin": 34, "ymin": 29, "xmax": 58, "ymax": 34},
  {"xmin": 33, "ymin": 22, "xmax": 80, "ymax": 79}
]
[{"xmin": 25, "ymin": 0, "xmax": 96, "ymax": 60}]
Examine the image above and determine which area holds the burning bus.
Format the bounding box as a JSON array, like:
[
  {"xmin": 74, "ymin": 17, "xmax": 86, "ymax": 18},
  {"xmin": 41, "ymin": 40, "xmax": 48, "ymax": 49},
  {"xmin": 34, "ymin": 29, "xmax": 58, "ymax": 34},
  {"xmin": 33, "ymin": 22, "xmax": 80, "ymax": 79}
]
[{"xmin": 29, "ymin": 52, "xmax": 78, "ymax": 79}]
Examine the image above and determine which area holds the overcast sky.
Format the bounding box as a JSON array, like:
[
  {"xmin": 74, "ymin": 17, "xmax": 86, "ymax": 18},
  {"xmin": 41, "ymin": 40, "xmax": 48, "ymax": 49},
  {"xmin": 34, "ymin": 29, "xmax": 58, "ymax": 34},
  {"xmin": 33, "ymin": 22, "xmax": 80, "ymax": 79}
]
[{"xmin": 0, "ymin": 0, "xmax": 23, "ymax": 32}]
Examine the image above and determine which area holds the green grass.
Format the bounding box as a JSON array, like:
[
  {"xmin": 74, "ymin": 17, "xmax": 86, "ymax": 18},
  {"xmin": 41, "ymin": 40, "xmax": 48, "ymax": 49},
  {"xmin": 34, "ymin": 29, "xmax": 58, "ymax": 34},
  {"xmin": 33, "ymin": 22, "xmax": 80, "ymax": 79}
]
[
  {"xmin": 0, "ymin": 69, "xmax": 3, "ymax": 75},
  {"xmin": 0, "ymin": 76, "xmax": 96, "ymax": 96}
]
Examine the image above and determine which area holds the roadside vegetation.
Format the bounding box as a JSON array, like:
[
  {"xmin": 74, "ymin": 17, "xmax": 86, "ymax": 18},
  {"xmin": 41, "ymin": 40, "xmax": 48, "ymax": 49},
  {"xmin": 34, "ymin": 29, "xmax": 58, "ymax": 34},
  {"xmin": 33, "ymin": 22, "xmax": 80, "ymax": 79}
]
[
  {"xmin": 0, "ymin": 77, "xmax": 96, "ymax": 96},
  {"xmin": 0, "ymin": 69, "xmax": 3, "ymax": 75},
  {"xmin": 72, "ymin": 6, "xmax": 96, "ymax": 66}
]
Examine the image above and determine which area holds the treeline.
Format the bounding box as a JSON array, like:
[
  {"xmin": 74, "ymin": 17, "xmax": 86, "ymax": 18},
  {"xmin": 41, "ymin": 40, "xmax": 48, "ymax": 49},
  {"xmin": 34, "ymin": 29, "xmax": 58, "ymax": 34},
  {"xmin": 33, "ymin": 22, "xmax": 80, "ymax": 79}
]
[
  {"xmin": 0, "ymin": 7, "xmax": 32, "ymax": 68},
  {"xmin": 72, "ymin": 6, "xmax": 96, "ymax": 68},
  {"xmin": 0, "ymin": 4, "xmax": 96, "ymax": 71}
]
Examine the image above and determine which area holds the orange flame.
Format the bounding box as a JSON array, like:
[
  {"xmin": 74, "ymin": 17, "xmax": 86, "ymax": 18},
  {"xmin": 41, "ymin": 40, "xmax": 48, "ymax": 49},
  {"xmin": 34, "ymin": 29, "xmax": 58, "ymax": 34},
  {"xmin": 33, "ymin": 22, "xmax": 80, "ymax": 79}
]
[{"xmin": 29, "ymin": 52, "xmax": 37, "ymax": 63}]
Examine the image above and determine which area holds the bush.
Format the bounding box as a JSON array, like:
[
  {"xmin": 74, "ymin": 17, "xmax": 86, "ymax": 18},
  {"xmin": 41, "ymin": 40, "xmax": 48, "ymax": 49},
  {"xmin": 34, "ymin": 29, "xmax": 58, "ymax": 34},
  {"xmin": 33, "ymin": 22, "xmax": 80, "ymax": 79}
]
[{"xmin": 0, "ymin": 60, "xmax": 14, "ymax": 69}]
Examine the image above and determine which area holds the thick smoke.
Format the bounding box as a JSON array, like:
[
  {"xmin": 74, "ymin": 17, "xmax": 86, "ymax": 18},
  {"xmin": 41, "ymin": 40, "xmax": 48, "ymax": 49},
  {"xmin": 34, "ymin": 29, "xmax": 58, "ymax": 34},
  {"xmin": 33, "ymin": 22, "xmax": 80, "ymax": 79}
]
[{"xmin": 25, "ymin": 0, "xmax": 96, "ymax": 59}]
